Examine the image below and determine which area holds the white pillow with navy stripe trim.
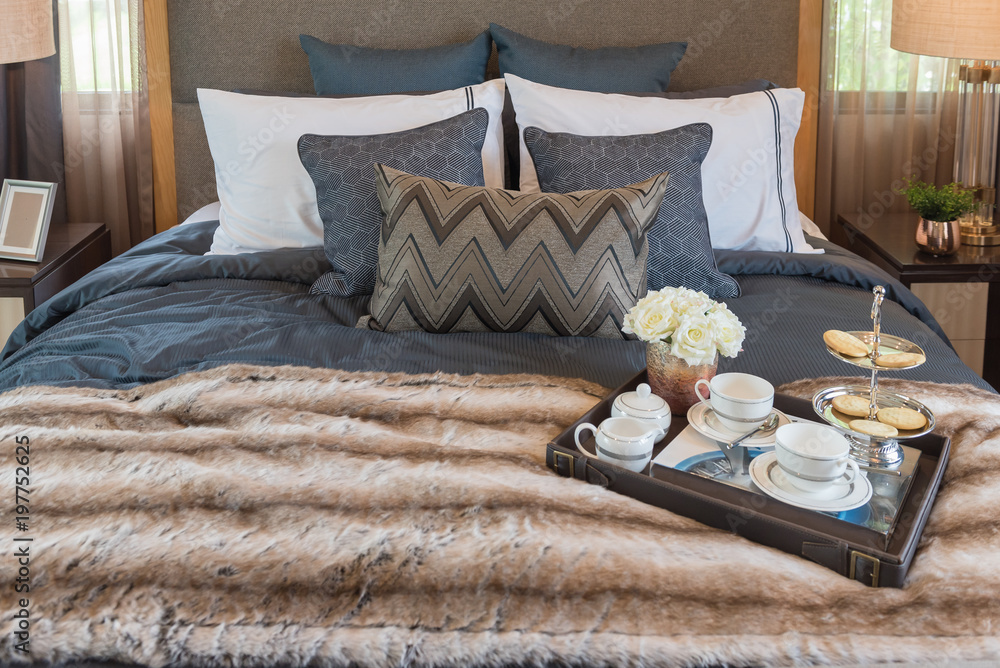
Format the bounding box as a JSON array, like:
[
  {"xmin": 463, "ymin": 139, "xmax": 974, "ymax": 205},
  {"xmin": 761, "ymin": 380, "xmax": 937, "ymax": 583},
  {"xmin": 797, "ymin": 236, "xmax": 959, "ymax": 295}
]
[
  {"xmin": 198, "ymin": 80, "xmax": 505, "ymax": 255},
  {"xmin": 505, "ymin": 74, "xmax": 819, "ymax": 254}
]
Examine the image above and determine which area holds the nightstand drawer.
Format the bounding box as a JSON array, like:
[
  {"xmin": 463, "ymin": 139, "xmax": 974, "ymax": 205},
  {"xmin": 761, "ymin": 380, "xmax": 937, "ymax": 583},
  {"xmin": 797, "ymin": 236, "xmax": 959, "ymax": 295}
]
[
  {"xmin": 951, "ymin": 340, "xmax": 986, "ymax": 376},
  {"xmin": 0, "ymin": 223, "xmax": 111, "ymax": 348},
  {"xmin": 910, "ymin": 283, "xmax": 988, "ymax": 342},
  {"xmin": 0, "ymin": 298, "xmax": 25, "ymax": 345},
  {"xmin": 32, "ymin": 231, "xmax": 111, "ymax": 306}
]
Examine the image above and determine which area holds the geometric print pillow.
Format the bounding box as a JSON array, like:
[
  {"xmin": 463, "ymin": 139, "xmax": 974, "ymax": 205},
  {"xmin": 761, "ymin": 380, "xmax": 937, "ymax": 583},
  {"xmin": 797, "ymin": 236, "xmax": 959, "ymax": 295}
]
[
  {"xmin": 359, "ymin": 165, "xmax": 670, "ymax": 338},
  {"xmin": 524, "ymin": 123, "xmax": 740, "ymax": 299},
  {"xmin": 300, "ymin": 108, "xmax": 489, "ymax": 297}
]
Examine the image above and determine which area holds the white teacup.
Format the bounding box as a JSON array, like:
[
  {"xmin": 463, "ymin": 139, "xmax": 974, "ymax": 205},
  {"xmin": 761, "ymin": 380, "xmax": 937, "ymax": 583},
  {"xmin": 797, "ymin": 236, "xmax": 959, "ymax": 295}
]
[
  {"xmin": 574, "ymin": 417, "xmax": 665, "ymax": 473},
  {"xmin": 694, "ymin": 373, "xmax": 774, "ymax": 433},
  {"xmin": 775, "ymin": 423, "xmax": 860, "ymax": 495}
]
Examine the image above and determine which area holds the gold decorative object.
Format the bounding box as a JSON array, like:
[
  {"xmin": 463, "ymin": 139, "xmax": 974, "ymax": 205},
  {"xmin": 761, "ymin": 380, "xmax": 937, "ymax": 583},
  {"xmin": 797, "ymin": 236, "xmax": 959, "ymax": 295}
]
[
  {"xmin": 646, "ymin": 342, "xmax": 717, "ymax": 416},
  {"xmin": 955, "ymin": 59, "xmax": 1000, "ymax": 246}
]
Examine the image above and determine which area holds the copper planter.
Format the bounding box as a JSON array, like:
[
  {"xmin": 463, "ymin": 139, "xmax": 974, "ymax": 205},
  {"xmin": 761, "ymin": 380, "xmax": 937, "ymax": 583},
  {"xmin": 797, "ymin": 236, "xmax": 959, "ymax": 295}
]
[{"xmin": 915, "ymin": 217, "xmax": 961, "ymax": 256}]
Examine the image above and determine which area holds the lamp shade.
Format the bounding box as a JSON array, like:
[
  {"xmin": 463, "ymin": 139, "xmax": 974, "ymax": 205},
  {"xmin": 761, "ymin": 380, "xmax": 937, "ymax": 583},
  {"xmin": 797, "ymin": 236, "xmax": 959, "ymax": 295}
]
[
  {"xmin": 891, "ymin": 0, "xmax": 1000, "ymax": 60},
  {"xmin": 0, "ymin": 0, "xmax": 55, "ymax": 65}
]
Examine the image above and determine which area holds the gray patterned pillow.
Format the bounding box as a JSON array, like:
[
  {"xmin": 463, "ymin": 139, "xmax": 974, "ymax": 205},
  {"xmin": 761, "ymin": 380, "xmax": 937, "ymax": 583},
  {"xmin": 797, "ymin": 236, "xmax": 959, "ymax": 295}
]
[
  {"xmin": 360, "ymin": 165, "xmax": 669, "ymax": 338},
  {"xmin": 523, "ymin": 123, "xmax": 740, "ymax": 299},
  {"xmin": 300, "ymin": 108, "xmax": 489, "ymax": 297}
]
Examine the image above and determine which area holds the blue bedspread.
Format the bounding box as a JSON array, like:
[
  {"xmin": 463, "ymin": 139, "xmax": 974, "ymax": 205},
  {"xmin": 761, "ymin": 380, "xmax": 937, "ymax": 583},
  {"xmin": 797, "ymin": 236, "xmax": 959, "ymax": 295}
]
[{"xmin": 0, "ymin": 222, "xmax": 990, "ymax": 392}]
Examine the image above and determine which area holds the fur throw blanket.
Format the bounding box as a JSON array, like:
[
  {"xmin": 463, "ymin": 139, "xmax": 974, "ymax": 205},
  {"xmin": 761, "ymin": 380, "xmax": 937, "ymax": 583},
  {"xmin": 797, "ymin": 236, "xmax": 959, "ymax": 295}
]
[{"xmin": 1, "ymin": 365, "xmax": 999, "ymax": 667}]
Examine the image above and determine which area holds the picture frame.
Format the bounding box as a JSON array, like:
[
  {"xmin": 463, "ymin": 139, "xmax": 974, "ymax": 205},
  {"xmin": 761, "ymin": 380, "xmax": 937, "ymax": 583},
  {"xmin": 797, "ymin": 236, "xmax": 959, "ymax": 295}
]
[{"xmin": 0, "ymin": 180, "xmax": 57, "ymax": 262}]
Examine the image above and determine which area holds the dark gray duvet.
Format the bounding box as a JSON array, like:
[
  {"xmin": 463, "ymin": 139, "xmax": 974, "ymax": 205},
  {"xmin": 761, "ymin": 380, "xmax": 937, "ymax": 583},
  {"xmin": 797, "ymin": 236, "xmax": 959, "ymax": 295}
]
[{"xmin": 0, "ymin": 221, "xmax": 991, "ymax": 392}]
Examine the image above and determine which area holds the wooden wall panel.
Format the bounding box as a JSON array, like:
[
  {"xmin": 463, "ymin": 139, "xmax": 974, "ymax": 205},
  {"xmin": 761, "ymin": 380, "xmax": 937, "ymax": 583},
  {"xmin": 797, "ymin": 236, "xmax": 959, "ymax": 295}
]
[
  {"xmin": 144, "ymin": 0, "xmax": 178, "ymax": 233},
  {"xmin": 795, "ymin": 0, "xmax": 822, "ymax": 219}
]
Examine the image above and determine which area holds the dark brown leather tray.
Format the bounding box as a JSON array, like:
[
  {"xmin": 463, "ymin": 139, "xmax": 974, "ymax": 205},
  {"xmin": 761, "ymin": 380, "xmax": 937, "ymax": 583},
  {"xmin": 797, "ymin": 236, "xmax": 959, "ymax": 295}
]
[{"xmin": 546, "ymin": 369, "xmax": 950, "ymax": 588}]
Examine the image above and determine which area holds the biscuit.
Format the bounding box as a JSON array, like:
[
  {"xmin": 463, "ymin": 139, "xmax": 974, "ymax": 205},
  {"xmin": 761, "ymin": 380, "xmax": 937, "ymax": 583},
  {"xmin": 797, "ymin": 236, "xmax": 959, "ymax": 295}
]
[
  {"xmin": 849, "ymin": 419, "xmax": 898, "ymax": 438},
  {"xmin": 823, "ymin": 330, "xmax": 869, "ymax": 357},
  {"xmin": 832, "ymin": 394, "xmax": 871, "ymax": 417},
  {"xmin": 874, "ymin": 352, "xmax": 925, "ymax": 368},
  {"xmin": 877, "ymin": 406, "xmax": 927, "ymax": 431}
]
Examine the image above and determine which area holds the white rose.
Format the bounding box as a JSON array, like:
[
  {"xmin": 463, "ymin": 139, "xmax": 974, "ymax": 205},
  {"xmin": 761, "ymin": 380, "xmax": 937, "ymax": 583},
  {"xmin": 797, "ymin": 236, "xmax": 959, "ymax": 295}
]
[
  {"xmin": 633, "ymin": 291, "xmax": 664, "ymax": 313},
  {"xmin": 623, "ymin": 300, "xmax": 676, "ymax": 341},
  {"xmin": 670, "ymin": 314, "xmax": 717, "ymax": 366},
  {"xmin": 709, "ymin": 308, "xmax": 746, "ymax": 358},
  {"xmin": 672, "ymin": 288, "xmax": 711, "ymax": 317},
  {"xmin": 645, "ymin": 287, "xmax": 677, "ymax": 306}
]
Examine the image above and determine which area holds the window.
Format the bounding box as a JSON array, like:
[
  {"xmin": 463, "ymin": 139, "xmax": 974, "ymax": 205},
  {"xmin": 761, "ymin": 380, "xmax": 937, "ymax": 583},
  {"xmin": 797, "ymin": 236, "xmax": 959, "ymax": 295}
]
[
  {"xmin": 830, "ymin": 0, "xmax": 946, "ymax": 94},
  {"xmin": 60, "ymin": 0, "xmax": 136, "ymax": 93}
]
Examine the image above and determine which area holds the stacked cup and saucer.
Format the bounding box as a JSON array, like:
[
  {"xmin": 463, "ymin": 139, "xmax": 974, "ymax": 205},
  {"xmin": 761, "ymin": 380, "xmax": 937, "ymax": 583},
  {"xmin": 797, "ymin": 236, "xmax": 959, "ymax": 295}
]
[
  {"xmin": 749, "ymin": 423, "xmax": 874, "ymax": 512},
  {"xmin": 687, "ymin": 373, "xmax": 792, "ymax": 474},
  {"xmin": 688, "ymin": 373, "xmax": 873, "ymax": 512}
]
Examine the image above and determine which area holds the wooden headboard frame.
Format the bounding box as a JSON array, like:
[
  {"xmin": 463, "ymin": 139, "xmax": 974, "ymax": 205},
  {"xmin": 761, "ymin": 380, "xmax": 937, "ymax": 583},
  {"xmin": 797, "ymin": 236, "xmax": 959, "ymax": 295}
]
[{"xmin": 142, "ymin": 0, "xmax": 822, "ymax": 234}]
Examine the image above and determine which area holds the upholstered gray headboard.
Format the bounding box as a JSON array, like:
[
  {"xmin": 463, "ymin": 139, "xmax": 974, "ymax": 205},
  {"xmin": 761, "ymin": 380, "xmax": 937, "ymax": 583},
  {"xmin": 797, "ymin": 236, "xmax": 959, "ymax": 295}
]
[{"xmin": 165, "ymin": 0, "xmax": 803, "ymax": 221}]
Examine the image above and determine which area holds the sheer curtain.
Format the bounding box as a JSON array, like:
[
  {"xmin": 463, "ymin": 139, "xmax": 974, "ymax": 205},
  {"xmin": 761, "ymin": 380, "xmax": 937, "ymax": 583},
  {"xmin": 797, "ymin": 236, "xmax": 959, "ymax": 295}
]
[
  {"xmin": 815, "ymin": 0, "xmax": 958, "ymax": 241},
  {"xmin": 58, "ymin": 0, "xmax": 153, "ymax": 256}
]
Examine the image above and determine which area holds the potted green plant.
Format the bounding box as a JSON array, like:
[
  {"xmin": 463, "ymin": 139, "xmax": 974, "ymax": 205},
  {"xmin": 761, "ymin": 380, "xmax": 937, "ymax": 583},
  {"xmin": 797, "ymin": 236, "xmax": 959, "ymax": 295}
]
[{"xmin": 898, "ymin": 178, "xmax": 975, "ymax": 256}]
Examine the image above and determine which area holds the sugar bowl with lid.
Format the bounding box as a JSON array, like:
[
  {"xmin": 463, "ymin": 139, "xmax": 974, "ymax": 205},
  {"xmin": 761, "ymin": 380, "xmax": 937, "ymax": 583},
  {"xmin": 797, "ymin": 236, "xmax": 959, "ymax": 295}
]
[{"xmin": 612, "ymin": 383, "xmax": 671, "ymax": 443}]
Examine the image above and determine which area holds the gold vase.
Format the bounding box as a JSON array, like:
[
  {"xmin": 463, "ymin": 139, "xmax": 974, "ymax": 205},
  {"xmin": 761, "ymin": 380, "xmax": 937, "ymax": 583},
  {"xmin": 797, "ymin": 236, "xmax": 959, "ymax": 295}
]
[
  {"xmin": 915, "ymin": 217, "xmax": 961, "ymax": 256},
  {"xmin": 645, "ymin": 341, "xmax": 718, "ymax": 416}
]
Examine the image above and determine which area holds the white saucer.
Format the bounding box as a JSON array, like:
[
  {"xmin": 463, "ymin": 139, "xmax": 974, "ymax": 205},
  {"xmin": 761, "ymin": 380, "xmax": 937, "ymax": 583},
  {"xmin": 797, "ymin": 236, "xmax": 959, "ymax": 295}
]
[
  {"xmin": 686, "ymin": 403, "xmax": 790, "ymax": 449},
  {"xmin": 748, "ymin": 452, "xmax": 873, "ymax": 513}
]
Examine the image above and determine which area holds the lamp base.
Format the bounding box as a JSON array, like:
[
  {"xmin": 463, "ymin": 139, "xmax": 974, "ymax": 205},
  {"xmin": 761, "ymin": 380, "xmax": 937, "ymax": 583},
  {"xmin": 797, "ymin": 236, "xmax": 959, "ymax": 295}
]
[
  {"xmin": 960, "ymin": 220, "xmax": 1000, "ymax": 246},
  {"xmin": 953, "ymin": 62, "xmax": 1000, "ymax": 246},
  {"xmin": 961, "ymin": 230, "xmax": 1000, "ymax": 246}
]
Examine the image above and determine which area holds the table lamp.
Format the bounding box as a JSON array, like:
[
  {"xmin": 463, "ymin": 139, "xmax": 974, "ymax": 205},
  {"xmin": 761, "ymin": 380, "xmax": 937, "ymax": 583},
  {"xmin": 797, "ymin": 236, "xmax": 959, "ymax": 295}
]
[
  {"xmin": 1, "ymin": 0, "xmax": 56, "ymax": 185},
  {"xmin": 0, "ymin": 0, "xmax": 55, "ymax": 65},
  {"xmin": 891, "ymin": 0, "xmax": 1000, "ymax": 247}
]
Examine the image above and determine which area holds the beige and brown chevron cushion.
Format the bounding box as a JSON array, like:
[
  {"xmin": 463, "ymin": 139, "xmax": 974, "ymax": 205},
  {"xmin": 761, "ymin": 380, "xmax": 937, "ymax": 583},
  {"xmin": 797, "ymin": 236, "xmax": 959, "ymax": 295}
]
[{"xmin": 359, "ymin": 164, "xmax": 669, "ymax": 338}]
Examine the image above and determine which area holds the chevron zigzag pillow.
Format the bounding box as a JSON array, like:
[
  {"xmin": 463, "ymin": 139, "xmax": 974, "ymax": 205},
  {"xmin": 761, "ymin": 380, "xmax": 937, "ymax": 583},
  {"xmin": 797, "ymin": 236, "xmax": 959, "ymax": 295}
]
[{"xmin": 359, "ymin": 165, "xmax": 669, "ymax": 338}]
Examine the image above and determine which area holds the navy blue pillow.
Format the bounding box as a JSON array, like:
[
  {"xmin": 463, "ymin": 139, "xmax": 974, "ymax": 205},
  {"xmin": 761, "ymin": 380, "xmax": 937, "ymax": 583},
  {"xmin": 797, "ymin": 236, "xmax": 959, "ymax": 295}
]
[
  {"xmin": 300, "ymin": 32, "xmax": 492, "ymax": 95},
  {"xmin": 490, "ymin": 23, "xmax": 686, "ymax": 93},
  {"xmin": 300, "ymin": 108, "xmax": 490, "ymax": 297},
  {"xmin": 524, "ymin": 124, "xmax": 740, "ymax": 300}
]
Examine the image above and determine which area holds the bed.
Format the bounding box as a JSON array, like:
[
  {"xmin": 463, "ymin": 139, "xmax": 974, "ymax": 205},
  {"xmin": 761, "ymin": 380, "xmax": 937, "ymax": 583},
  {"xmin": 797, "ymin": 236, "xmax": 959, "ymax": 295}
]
[{"xmin": 1, "ymin": 1, "xmax": 998, "ymax": 666}]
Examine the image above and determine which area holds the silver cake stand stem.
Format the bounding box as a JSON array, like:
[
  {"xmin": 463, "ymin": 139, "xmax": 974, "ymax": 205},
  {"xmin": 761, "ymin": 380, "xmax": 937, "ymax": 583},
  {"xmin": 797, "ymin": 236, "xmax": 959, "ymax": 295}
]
[
  {"xmin": 869, "ymin": 288, "xmax": 881, "ymax": 421},
  {"xmin": 851, "ymin": 287, "xmax": 904, "ymax": 467}
]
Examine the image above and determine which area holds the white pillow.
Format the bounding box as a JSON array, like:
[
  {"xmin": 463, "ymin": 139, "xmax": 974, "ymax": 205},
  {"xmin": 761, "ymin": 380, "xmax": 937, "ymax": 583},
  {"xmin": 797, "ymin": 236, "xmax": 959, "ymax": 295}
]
[
  {"xmin": 798, "ymin": 211, "xmax": 827, "ymax": 240},
  {"xmin": 505, "ymin": 74, "xmax": 818, "ymax": 254},
  {"xmin": 198, "ymin": 80, "xmax": 506, "ymax": 255},
  {"xmin": 180, "ymin": 201, "xmax": 221, "ymax": 225}
]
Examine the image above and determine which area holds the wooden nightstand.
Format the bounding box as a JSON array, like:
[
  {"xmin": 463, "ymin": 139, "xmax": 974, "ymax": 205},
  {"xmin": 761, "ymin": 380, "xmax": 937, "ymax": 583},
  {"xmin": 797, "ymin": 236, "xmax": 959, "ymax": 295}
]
[
  {"xmin": 838, "ymin": 212, "xmax": 1000, "ymax": 390},
  {"xmin": 0, "ymin": 223, "xmax": 112, "ymax": 344}
]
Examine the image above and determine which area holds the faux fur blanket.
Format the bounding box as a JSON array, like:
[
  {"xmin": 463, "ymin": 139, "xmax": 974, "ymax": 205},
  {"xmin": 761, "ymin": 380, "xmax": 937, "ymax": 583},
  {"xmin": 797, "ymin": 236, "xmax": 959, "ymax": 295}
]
[{"xmin": 1, "ymin": 365, "xmax": 999, "ymax": 667}]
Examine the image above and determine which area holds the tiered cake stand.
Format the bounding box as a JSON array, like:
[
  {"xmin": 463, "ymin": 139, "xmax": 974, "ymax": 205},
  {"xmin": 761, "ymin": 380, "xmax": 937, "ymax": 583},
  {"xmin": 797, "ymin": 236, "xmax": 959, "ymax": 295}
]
[{"xmin": 812, "ymin": 286, "xmax": 936, "ymax": 468}]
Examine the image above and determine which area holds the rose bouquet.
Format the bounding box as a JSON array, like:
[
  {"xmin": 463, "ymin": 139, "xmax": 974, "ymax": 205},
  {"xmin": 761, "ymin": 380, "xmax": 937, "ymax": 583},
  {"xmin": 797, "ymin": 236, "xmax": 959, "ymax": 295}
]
[{"xmin": 622, "ymin": 286, "xmax": 746, "ymax": 366}]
